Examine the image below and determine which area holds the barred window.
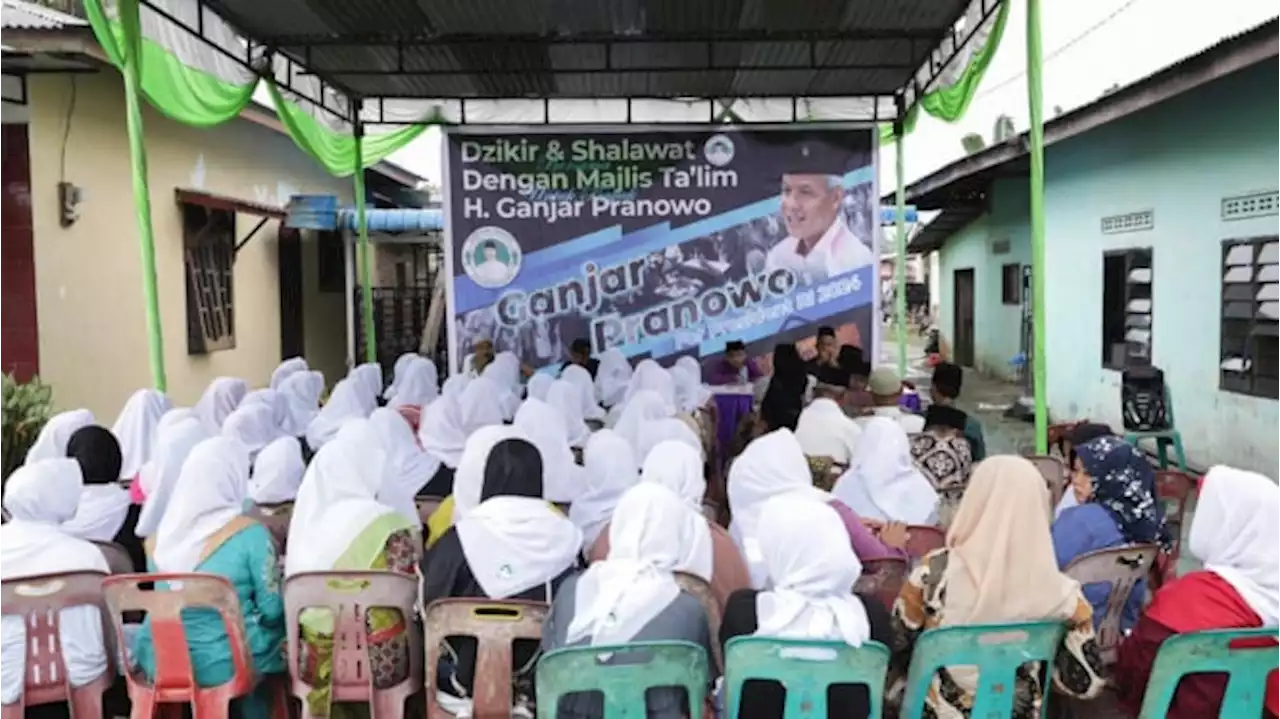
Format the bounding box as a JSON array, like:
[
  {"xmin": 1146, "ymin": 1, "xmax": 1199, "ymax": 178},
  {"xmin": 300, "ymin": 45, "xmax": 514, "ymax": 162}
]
[
  {"xmin": 1220, "ymin": 236, "xmax": 1278, "ymax": 399},
  {"xmin": 183, "ymin": 204, "xmax": 236, "ymax": 354}
]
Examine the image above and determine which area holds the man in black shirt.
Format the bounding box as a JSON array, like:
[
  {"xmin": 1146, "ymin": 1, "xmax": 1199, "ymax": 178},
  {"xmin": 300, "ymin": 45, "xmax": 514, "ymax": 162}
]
[
  {"xmin": 804, "ymin": 325, "xmax": 839, "ymax": 377},
  {"xmin": 560, "ymin": 338, "xmax": 600, "ymax": 379}
]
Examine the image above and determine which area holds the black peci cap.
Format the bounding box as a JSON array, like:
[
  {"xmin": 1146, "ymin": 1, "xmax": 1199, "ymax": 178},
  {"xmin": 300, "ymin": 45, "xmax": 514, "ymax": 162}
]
[
  {"xmin": 725, "ymin": 340, "xmax": 746, "ymax": 353},
  {"xmin": 782, "ymin": 141, "xmax": 847, "ymax": 176},
  {"xmin": 570, "ymin": 338, "xmax": 591, "ymax": 353}
]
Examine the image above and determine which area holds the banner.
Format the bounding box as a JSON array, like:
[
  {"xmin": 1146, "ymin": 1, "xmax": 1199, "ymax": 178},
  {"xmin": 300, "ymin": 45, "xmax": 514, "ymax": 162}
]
[{"xmin": 444, "ymin": 127, "xmax": 879, "ymax": 373}]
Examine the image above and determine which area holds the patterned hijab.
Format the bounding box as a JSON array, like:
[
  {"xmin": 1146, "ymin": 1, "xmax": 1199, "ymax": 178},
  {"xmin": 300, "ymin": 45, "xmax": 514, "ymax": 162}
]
[{"xmin": 1076, "ymin": 435, "xmax": 1169, "ymax": 549}]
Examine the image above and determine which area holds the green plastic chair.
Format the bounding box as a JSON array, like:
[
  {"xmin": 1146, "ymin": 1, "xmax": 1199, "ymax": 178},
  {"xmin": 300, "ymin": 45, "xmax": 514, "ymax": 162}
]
[
  {"xmin": 900, "ymin": 621, "xmax": 1066, "ymax": 719},
  {"xmin": 723, "ymin": 637, "xmax": 890, "ymax": 717},
  {"xmin": 1137, "ymin": 627, "xmax": 1279, "ymax": 718},
  {"xmin": 534, "ymin": 640, "xmax": 709, "ymax": 718},
  {"xmin": 1123, "ymin": 387, "xmax": 1187, "ymax": 470}
]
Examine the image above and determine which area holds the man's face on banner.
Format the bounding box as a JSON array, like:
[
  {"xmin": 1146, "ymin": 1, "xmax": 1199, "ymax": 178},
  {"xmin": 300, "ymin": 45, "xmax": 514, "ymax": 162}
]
[{"xmin": 781, "ymin": 173, "xmax": 843, "ymax": 244}]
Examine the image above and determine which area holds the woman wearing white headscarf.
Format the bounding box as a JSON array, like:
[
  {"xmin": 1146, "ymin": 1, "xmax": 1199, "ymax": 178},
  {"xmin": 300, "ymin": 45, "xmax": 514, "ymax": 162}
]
[
  {"xmin": 568, "ymin": 430, "xmax": 638, "ymax": 550},
  {"xmin": 112, "ymin": 389, "xmax": 172, "ymax": 481},
  {"xmin": 304, "ymin": 378, "xmax": 367, "ymax": 451},
  {"xmin": 831, "ymin": 417, "xmax": 939, "ymax": 526},
  {"xmin": 133, "ymin": 437, "xmax": 286, "ymax": 719},
  {"xmin": 1, "ymin": 460, "xmax": 111, "ymax": 707},
  {"xmin": 561, "ymin": 364, "xmax": 607, "ymax": 421},
  {"xmin": 483, "ymin": 351, "xmax": 524, "ymax": 419},
  {"xmin": 240, "ymin": 388, "xmax": 287, "ymax": 428},
  {"xmin": 23, "ymin": 408, "xmax": 95, "ymax": 465},
  {"xmin": 635, "ymin": 417, "xmax": 703, "ymax": 466},
  {"xmin": 525, "ymin": 372, "xmax": 554, "ymax": 401},
  {"xmin": 61, "ymin": 428, "xmax": 138, "ymax": 567},
  {"xmin": 369, "ymin": 408, "xmax": 439, "ymax": 529},
  {"xmin": 249, "ymin": 437, "xmax": 305, "ymax": 505},
  {"xmin": 613, "ymin": 389, "xmax": 675, "ymax": 452},
  {"xmin": 421, "ymin": 433, "xmax": 581, "ymax": 714},
  {"xmin": 387, "ymin": 357, "xmax": 439, "ymax": 410},
  {"xmin": 194, "ymin": 377, "xmax": 248, "ymax": 432},
  {"xmin": 278, "ymin": 370, "xmax": 324, "ymax": 439},
  {"xmin": 623, "ymin": 359, "xmax": 678, "ymax": 412},
  {"xmin": 545, "ymin": 379, "xmax": 592, "ymax": 448},
  {"xmin": 459, "ymin": 375, "xmax": 511, "ymax": 430},
  {"xmin": 544, "ymin": 483, "xmax": 718, "ymax": 717},
  {"xmin": 720, "ymin": 493, "xmax": 891, "ymax": 719},
  {"xmin": 134, "ymin": 417, "xmax": 210, "ymax": 538},
  {"xmin": 595, "ymin": 348, "xmax": 632, "ymax": 408},
  {"xmin": 1115, "ymin": 466, "xmax": 1280, "ymax": 718},
  {"xmin": 270, "ymin": 356, "xmax": 308, "ymax": 390},
  {"xmin": 383, "ymin": 352, "xmax": 419, "ymax": 400},
  {"xmin": 349, "ymin": 362, "xmax": 384, "ymax": 413},
  {"xmin": 288, "ymin": 420, "xmax": 419, "ymax": 717},
  {"xmin": 421, "ymin": 425, "xmax": 523, "ymax": 549},
  {"xmin": 671, "ymin": 358, "xmax": 713, "ymax": 413},
  {"xmin": 222, "ymin": 403, "xmax": 282, "ymax": 460},
  {"xmin": 417, "ymin": 391, "xmax": 468, "ymax": 499},
  {"xmin": 513, "ymin": 398, "xmax": 586, "ymax": 504}
]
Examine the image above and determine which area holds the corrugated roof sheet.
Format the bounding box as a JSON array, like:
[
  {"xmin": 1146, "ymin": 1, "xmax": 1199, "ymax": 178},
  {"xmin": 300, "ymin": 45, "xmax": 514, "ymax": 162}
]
[
  {"xmin": 203, "ymin": 0, "xmax": 974, "ymax": 99},
  {"xmin": 0, "ymin": 0, "xmax": 86, "ymax": 30}
]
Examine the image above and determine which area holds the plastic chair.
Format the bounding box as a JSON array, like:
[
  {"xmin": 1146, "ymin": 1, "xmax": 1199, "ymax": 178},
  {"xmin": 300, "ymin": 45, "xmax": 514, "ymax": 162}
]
[
  {"xmin": 672, "ymin": 572, "xmax": 722, "ymax": 672},
  {"xmin": 723, "ymin": 637, "xmax": 890, "ymax": 718},
  {"xmin": 1047, "ymin": 421, "xmax": 1083, "ymax": 458},
  {"xmin": 423, "ymin": 599, "xmax": 548, "ymax": 719},
  {"xmin": 535, "ymin": 641, "xmax": 708, "ymax": 719},
  {"xmin": 283, "ymin": 571, "xmax": 422, "ymax": 719},
  {"xmin": 1025, "ymin": 455, "xmax": 1067, "ymax": 507},
  {"xmin": 1137, "ymin": 628, "xmax": 1279, "ymax": 718},
  {"xmin": 102, "ymin": 572, "xmax": 270, "ymax": 719},
  {"xmin": 93, "ymin": 541, "xmax": 136, "ymax": 574},
  {"xmin": 900, "ymin": 620, "xmax": 1067, "ymax": 719},
  {"xmin": 1063, "ymin": 544, "xmax": 1159, "ymax": 664},
  {"xmin": 903, "ymin": 525, "xmax": 946, "ymax": 559},
  {"xmin": 0, "ymin": 571, "xmax": 114, "ymax": 719},
  {"xmin": 1151, "ymin": 470, "xmax": 1196, "ymax": 588},
  {"xmin": 1124, "ymin": 387, "xmax": 1187, "ymax": 471},
  {"xmin": 853, "ymin": 558, "xmax": 909, "ymax": 611}
]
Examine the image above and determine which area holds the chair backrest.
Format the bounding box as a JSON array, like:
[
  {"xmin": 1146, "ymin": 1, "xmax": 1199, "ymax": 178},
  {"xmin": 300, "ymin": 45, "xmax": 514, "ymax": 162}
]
[
  {"xmin": 899, "ymin": 621, "xmax": 1067, "ymax": 719},
  {"xmin": 1153, "ymin": 470, "xmax": 1195, "ymax": 540},
  {"xmin": 535, "ymin": 641, "xmax": 709, "ymax": 719},
  {"xmin": 904, "ymin": 525, "xmax": 946, "ymax": 559},
  {"xmin": 723, "ymin": 637, "xmax": 890, "ymax": 718},
  {"xmin": 1137, "ymin": 628, "xmax": 1279, "ymax": 718},
  {"xmin": 1063, "ymin": 544, "xmax": 1159, "ymax": 663},
  {"xmin": 282, "ymin": 571, "xmax": 421, "ymax": 704},
  {"xmin": 1024, "ymin": 455, "xmax": 1067, "ymax": 507},
  {"xmin": 423, "ymin": 599, "xmax": 548, "ymax": 719},
  {"xmin": 672, "ymin": 572, "xmax": 722, "ymax": 672},
  {"xmin": 0, "ymin": 571, "xmax": 114, "ymax": 708},
  {"xmin": 853, "ymin": 558, "xmax": 909, "ymax": 611},
  {"xmin": 1047, "ymin": 421, "xmax": 1082, "ymax": 458},
  {"xmin": 415, "ymin": 496, "xmax": 444, "ymax": 526},
  {"xmin": 93, "ymin": 541, "xmax": 135, "ymax": 575},
  {"xmin": 101, "ymin": 573, "xmax": 257, "ymax": 697}
]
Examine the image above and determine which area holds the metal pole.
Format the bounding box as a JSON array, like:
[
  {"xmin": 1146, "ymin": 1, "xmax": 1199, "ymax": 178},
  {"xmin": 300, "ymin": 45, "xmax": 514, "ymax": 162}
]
[
  {"xmin": 120, "ymin": 0, "xmax": 166, "ymax": 390},
  {"xmin": 894, "ymin": 121, "xmax": 908, "ymax": 378},
  {"xmin": 1027, "ymin": 0, "xmax": 1049, "ymax": 453},
  {"xmin": 353, "ymin": 123, "xmax": 377, "ymax": 364}
]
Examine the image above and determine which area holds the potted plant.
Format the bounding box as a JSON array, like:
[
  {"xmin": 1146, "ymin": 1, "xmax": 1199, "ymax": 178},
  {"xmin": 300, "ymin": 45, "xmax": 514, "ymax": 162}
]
[{"xmin": 2, "ymin": 373, "xmax": 54, "ymax": 483}]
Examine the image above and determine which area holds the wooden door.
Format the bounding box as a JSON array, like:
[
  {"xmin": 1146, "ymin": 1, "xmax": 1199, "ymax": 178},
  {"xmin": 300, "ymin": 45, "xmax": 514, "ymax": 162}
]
[
  {"xmin": 953, "ymin": 268, "xmax": 975, "ymax": 367},
  {"xmin": 277, "ymin": 228, "xmax": 305, "ymax": 359}
]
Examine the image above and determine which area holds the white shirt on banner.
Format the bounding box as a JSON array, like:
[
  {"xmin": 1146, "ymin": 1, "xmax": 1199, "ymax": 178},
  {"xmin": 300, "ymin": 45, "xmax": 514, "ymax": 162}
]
[{"xmin": 765, "ymin": 216, "xmax": 874, "ymax": 284}]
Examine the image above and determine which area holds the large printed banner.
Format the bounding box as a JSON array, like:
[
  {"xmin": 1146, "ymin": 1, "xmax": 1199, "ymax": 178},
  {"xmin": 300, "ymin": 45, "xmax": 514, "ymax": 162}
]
[{"xmin": 444, "ymin": 127, "xmax": 879, "ymax": 372}]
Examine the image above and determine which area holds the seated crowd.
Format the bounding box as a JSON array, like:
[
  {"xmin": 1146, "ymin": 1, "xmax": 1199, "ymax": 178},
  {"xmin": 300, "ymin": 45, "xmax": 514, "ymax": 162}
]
[{"xmin": 1, "ymin": 335, "xmax": 1276, "ymax": 719}]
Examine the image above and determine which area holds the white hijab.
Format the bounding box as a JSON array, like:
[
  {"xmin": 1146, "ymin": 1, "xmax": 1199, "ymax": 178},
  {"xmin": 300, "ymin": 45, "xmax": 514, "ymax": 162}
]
[
  {"xmin": 221, "ymin": 403, "xmax": 282, "ymax": 459},
  {"xmin": 624, "ymin": 360, "xmax": 677, "ymax": 411},
  {"xmin": 568, "ymin": 430, "xmax": 639, "ymax": 550},
  {"xmin": 453, "ymin": 425, "xmax": 524, "ymax": 519},
  {"xmin": 62, "ymin": 469, "xmax": 132, "ymax": 544},
  {"xmin": 672, "ymin": 360, "xmax": 712, "ymax": 413},
  {"xmin": 152, "ymin": 437, "xmax": 250, "ymax": 573},
  {"xmin": 637, "ymin": 441, "xmax": 714, "ymax": 579},
  {"xmin": 755, "ymin": 493, "xmax": 870, "ymax": 645},
  {"xmin": 1191, "ymin": 466, "xmax": 1280, "ymax": 626},
  {"xmin": 240, "ymin": 388, "xmax": 287, "ymax": 427},
  {"xmin": 418, "ymin": 393, "xmax": 468, "ymax": 469},
  {"xmin": 112, "ymin": 389, "xmax": 172, "ymax": 479},
  {"xmin": 460, "ymin": 376, "xmax": 510, "ymax": 433},
  {"xmin": 278, "ymin": 370, "xmax": 324, "ymax": 437},
  {"xmin": 728, "ymin": 428, "xmax": 831, "ymax": 587},
  {"xmin": 286, "ymin": 420, "xmax": 399, "ymax": 576},
  {"xmin": 526, "ymin": 373, "xmax": 554, "ymax": 401},
  {"xmin": 636, "ymin": 418, "xmax": 703, "ymax": 467},
  {"xmin": 561, "ymin": 364, "xmax": 606, "ymax": 421},
  {"xmin": 456, "ymin": 494, "xmax": 582, "ymax": 599},
  {"xmin": 615, "ymin": 390, "xmax": 675, "ymax": 456},
  {"xmin": 565, "ymin": 483, "xmax": 699, "ymax": 645},
  {"xmin": 442, "ymin": 374, "xmax": 469, "ymax": 399},
  {"xmin": 25, "ymin": 409, "xmax": 95, "ymax": 465},
  {"xmin": 389, "ymin": 358, "xmax": 439, "ymax": 409},
  {"xmin": 596, "ymin": 348, "xmax": 633, "ymax": 408},
  {"xmin": 546, "ymin": 380, "xmax": 592, "ymax": 448},
  {"xmin": 513, "ymin": 398, "xmax": 585, "ymax": 503},
  {"xmin": 194, "ymin": 377, "xmax": 247, "ymax": 431},
  {"xmin": 270, "ymin": 357, "xmax": 309, "ymax": 390},
  {"xmin": 249, "ymin": 436, "xmax": 306, "ymax": 505},
  {"xmin": 384, "ymin": 353, "xmax": 419, "ymax": 400},
  {"xmin": 305, "ymin": 378, "xmax": 368, "ymax": 450},
  {"xmin": 135, "ymin": 418, "xmax": 212, "ymax": 537},
  {"xmin": 832, "ymin": 417, "xmax": 939, "ymax": 525},
  {"xmin": 370, "ymin": 408, "xmax": 439, "ymax": 527},
  {"xmin": 349, "ymin": 363, "xmax": 384, "ymax": 413},
  {"xmin": 483, "ymin": 352, "xmax": 524, "ymax": 419}
]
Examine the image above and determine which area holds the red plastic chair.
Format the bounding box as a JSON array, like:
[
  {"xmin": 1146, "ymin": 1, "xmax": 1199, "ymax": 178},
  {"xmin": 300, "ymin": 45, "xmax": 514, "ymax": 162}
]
[
  {"xmin": 903, "ymin": 525, "xmax": 946, "ymax": 559},
  {"xmin": 1151, "ymin": 470, "xmax": 1197, "ymax": 588},
  {"xmin": 423, "ymin": 599, "xmax": 548, "ymax": 719},
  {"xmin": 1024, "ymin": 455, "xmax": 1068, "ymax": 508},
  {"xmin": 853, "ymin": 558, "xmax": 909, "ymax": 612},
  {"xmin": 0, "ymin": 571, "xmax": 114, "ymax": 719},
  {"xmin": 101, "ymin": 573, "xmax": 272, "ymax": 719},
  {"xmin": 283, "ymin": 571, "xmax": 421, "ymax": 719}
]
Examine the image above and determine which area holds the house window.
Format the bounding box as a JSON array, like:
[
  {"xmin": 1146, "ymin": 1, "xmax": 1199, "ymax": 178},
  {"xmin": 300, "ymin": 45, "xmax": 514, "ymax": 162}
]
[
  {"xmin": 183, "ymin": 204, "xmax": 236, "ymax": 354},
  {"xmin": 1001, "ymin": 263, "xmax": 1021, "ymax": 305},
  {"xmin": 317, "ymin": 230, "xmax": 345, "ymax": 293},
  {"xmin": 1101, "ymin": 248, "xmax": 1153, "ymax": 369},
  {"xmin": 1220, "ymin": 236, "xmax": 1278, "ymax": 399}
]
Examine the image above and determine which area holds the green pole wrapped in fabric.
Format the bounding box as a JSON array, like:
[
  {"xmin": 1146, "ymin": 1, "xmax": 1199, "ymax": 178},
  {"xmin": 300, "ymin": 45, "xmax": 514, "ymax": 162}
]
[
  {"xmin": 352, "ymin": 126, "xmax": 377, "ymax": 364},
  {"xmin": 894, "ymin": 125, "xmax": 908, "ymax": 379},
  {"xmin": 1027, "ymin": 0, "xmax": 1049, "ymax": 453},
  {"xmin": 120, "ymin": 0, "xmax": 166, "ymax": 390}
]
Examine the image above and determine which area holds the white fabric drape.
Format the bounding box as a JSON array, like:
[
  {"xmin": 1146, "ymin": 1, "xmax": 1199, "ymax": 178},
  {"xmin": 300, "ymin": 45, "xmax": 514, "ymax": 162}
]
[
  {"xmin": 831, "ymin": 417, "xmax": 939, "ymax": 525},
  {"xmin": 194, "ymin": 377, "xmax": 248, "ymax": 432},
  {"xmin": 370, "ymin": 408, "xmax": 440, "ymax": 527},
  {"xmin": 513, "ymin": 398, "xmax": 585, "ymax": 503},
  {"xmin": 152, "ymin": 437, "xmax": 250, "ymax": 573},
  {"xmin": 25, "ymin": 409, "xmax": 95, "ymax": 465},
  {"xmin": 595, "ymin": 348, "xmax": 633, "ymax": 408},
  {"xmin": 545, "ymin": 380, "xmax": 592, "ymax": 448},
  {"xmin": 568, "ymin": 429, "xmax": 639, "ymax": 550},
  {"xmin": 135, "ymin": 417, "xmax": 212, "ymax": 537},
  {"xmin": 305, "ymin": 378, "xmax": 368, "ymax": 451},
  {"xmin": 456, "ymin": 495, "xmax": 582, "ymax": 599},
  {"xmin": 112, "ymin": 389, "xmax": 172, "ymax": 480},
  {"xmin": 1191, "ymin": 465, "xmax": 1280, "ymax": 626},
  {"xmin": 249, "ymin": 436, "xmax": 306, "ymax": 505}
]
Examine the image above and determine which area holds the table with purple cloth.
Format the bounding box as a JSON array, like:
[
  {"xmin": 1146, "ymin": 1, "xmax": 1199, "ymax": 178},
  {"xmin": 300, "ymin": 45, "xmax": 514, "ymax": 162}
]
[{"xmin": 710, "ymin": 384, "xmax": 755, "ymax": 464}]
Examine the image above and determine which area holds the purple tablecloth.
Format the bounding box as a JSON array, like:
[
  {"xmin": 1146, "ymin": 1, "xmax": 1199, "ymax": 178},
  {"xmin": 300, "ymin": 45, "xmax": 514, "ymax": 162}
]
[{"xmin": 712, "ymin": 390, "xmax": 755, "ymax": 463}]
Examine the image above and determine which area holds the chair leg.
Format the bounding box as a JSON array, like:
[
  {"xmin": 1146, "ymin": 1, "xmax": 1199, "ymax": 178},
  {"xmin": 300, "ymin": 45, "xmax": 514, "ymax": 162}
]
[
  {"xmin": 1155, "ymin": 438, "xmax": 1170, "ymax": 470},
  {"xmin": 1171, "ymin": 434, "xmax": 1187, "ymax": 471}
]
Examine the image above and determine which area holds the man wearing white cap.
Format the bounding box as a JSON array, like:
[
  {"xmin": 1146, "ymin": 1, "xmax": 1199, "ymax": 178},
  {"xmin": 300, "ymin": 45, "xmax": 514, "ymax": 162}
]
[{"xmin": 858, "ymin": 367, "xmax": 925, "ymax": 434}]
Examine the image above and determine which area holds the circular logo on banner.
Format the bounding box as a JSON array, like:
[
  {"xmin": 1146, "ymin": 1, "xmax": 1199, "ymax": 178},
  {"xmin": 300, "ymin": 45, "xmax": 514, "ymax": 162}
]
[
  {"xmin": 461, "ymin": 226, "xmax": 522, "ymax": 289},
  {"xmin": 703, "ymin": 134, "xmax": 735, "ymax": 167}
]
